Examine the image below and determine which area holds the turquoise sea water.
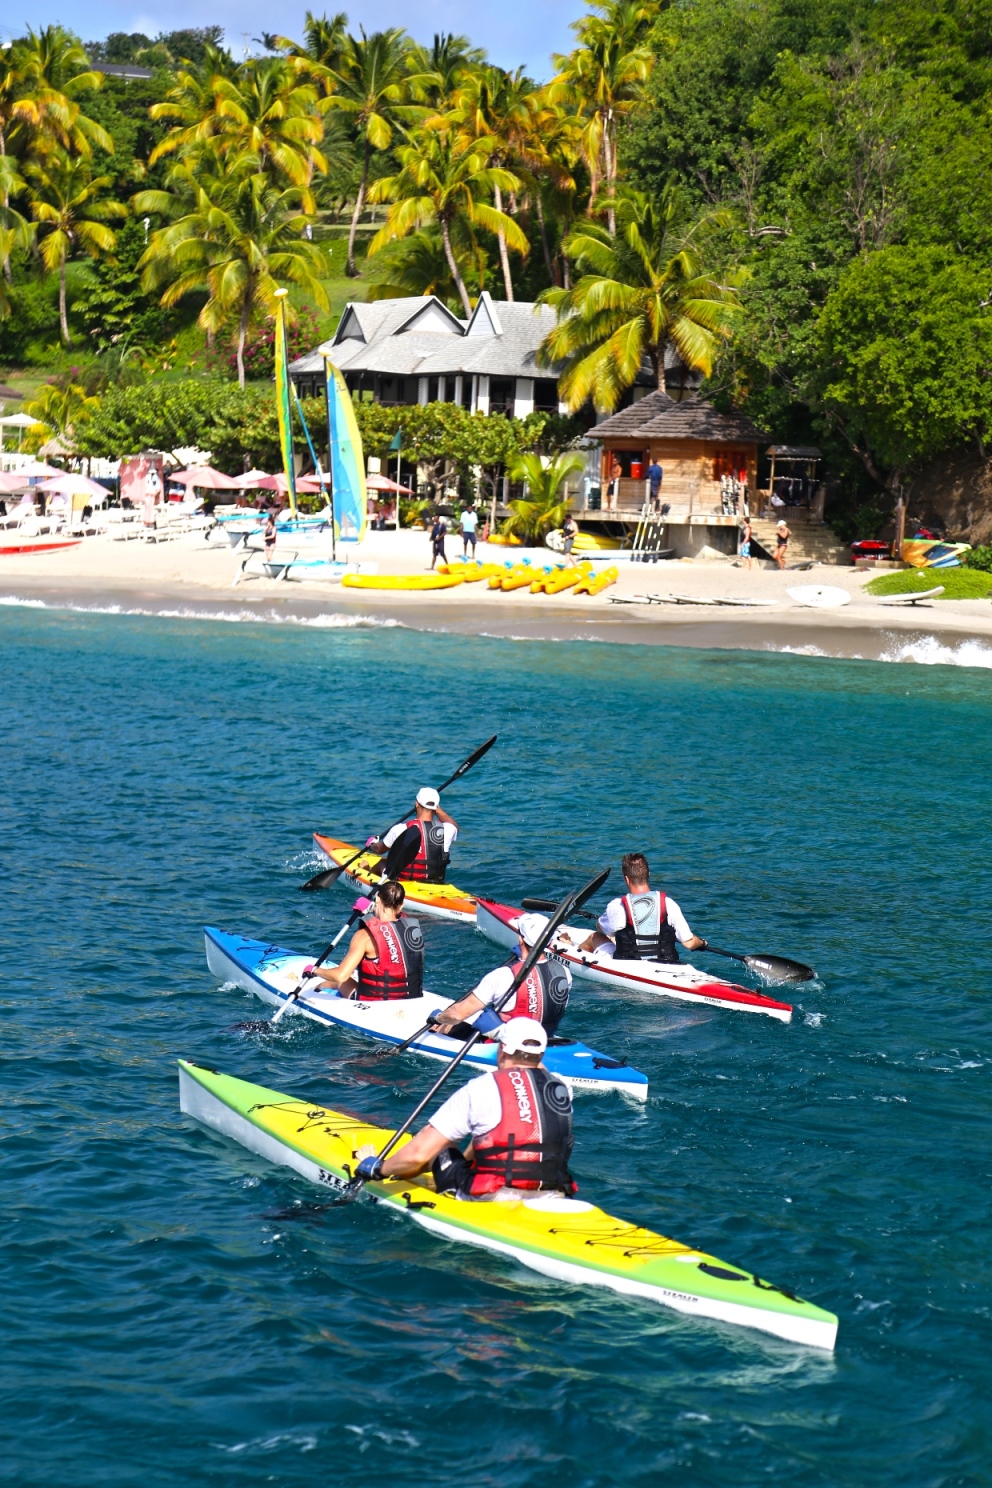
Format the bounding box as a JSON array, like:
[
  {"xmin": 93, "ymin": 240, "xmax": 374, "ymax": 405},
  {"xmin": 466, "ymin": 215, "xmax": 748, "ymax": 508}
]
[{"xmin": 2, "ymin": 604, "xmax": 990, "ymax": 1486}]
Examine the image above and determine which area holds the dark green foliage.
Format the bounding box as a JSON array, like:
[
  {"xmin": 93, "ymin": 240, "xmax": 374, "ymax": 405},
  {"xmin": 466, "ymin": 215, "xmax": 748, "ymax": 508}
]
[
  {"xmin": 866, "ymin": 566, "xmax": 992, "ymax": 598},
  {"xmin": 0, "ymin": 257, "xmax": 62, "ymax": 363},
  {"xmin": 71, "ymin": 217, "xmax": 168, "ymax": 353},
  {"xmin": 965, "ymin": 544, "xmax": 992, "ymax": 573}
]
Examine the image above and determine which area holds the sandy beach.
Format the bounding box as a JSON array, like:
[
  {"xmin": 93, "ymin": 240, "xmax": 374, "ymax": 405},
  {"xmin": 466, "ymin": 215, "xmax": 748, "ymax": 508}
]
[{"xmin": 3, "ymin": 524, "xmax": 991, "ymax": 664}]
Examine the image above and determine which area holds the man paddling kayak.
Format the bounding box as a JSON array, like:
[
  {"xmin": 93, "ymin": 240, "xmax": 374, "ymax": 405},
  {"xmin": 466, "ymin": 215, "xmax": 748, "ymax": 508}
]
[
  {"xmin": 368, "ymin": 787, "xmax": 458, "ymax": 884},
  {"xmin": 567, "ymin": 852, "xmax": 707, "ymax": 963},
  {"xmin": 354, "ymin": 1017, "xmax": 577, "ymax": 1201},
  {"xmin": 430, "ymin": 912, "xmax": 571, "ymax": 1038},
  {"xmin": 304, "ymin": 881, "xmax": 424, "ymax": 999}
]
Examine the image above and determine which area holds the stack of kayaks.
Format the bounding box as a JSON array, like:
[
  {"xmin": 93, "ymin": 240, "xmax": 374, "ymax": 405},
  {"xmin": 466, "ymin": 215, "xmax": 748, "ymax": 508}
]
[{"xmin": 179, "ymin": 1061, "xmax": 838, "ymax": 1349}]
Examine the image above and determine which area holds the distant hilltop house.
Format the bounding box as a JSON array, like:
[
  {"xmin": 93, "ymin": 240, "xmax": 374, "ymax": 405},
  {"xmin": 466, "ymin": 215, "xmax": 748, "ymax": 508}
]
[{"xmin": 289, "ymin": 292, "xmax": 568, "ymax": 418}]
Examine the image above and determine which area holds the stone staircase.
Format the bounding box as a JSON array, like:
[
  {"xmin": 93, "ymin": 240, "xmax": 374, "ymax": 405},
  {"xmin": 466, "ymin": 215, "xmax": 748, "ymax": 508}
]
[{"xmin": 750, "ymin": 516, "xmax": 851, "ymax": 566}]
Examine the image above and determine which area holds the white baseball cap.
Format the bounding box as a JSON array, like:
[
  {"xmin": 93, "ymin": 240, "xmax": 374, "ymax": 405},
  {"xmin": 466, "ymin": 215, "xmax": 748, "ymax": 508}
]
[
  {"xmin": 511, "ymin": 912, "xmax": 549, "ymax": 945},
  {"xmin": 416, "ymin": 787, "xmax": 440, "ymax": 809},
  {"xmin": 496, "ymin": 1017, "xmax": 548, "ymax": 1056}
]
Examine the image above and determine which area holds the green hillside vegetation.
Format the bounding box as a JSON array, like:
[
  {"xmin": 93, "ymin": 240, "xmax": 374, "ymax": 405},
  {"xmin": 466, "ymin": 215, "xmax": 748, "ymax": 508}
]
[
  {"xmin": 1, "ymin": 4, "xmax": 991, "ymax": 529},
  {"xmin": 866, "ymin": 568, "xmax": 992, "ymax": 600}
]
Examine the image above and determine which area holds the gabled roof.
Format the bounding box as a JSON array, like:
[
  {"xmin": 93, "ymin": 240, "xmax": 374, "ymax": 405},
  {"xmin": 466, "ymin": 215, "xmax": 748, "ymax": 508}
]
[
  {"xmin": 289, "ymin": 294, "xmax": 560, "ymax": 381},
  {"xmin": 594, "ymin": 391, "xmax": 767, "ymax": 445}
]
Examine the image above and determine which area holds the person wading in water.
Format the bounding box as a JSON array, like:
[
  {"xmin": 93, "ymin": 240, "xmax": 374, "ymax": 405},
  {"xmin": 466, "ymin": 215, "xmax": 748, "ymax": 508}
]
[
  {"xmin": 353, "ymin": 1017, "xmax": 578, "ymax": 1202},
  {"xmin": 368, "ymin": 788, "xmax": 458, "ymax": 884},
  {"xmin": 566, "ymin": 852, "xmax": 708, "ymax": 963},
  {"xmin": 304, "ymin": 880, "xmax": 424, "ymax": 1000},
  {"xmin": 429, "ymin": 913, "xmax": 571, "ymax": 1039}
]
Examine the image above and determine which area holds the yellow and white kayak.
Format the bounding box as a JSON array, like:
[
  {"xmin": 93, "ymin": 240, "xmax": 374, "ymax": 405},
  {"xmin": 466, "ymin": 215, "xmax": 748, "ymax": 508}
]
[
  {"xmin": 178, "ymin": 1061, "xmax": 838, "ymax": 1350},
  {"xmin": 312, "ymin": 832, "xmax": 478, "ymax": 923}
]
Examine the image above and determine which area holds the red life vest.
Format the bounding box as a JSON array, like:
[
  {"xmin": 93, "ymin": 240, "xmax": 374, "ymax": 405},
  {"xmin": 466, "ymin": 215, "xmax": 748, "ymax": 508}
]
[
  {"xmin": 402, "ymin": 817, "xmax": 448, "ymax": 883},
  {"xmin": 355, "ymin": 915, "xmax": 424, "ymax": 1000},
  {"xmin": 614, "ymin": 891, "xmax": 678, "ymax": 963},
  {"xmin": 500, "ymin": 956, "xmax": 570, "ymax": 1035},
  {"xmin": 468, "ymin": 1067, "xmax": 577, "ymax": 1196}
]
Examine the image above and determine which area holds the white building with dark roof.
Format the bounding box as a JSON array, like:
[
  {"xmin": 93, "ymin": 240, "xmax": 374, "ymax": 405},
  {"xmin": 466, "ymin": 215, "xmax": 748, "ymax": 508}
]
[{"xmin": 289, "ymin": 292, "xmax": 567, "ymax": 418}]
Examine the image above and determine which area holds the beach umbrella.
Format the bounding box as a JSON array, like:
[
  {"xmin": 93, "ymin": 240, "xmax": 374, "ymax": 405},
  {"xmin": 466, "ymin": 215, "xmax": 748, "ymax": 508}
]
[
  {"xmin": 37, "ymin": 473, "xmax": 110, "ymax": 502},
  {"xmin": 366, "ymin": 473, "xmax": 414, "ymax": 495},
  {"xmin": 232, "ymin": 469, "xmax": 272, "ymax": 488},
  {"xmin": 0, "ymin": 471, "xmax": 29, "ymax": 494},
  {"xmin": 297, "ymin": 475, "xmax": 327, "ymax": 493},
  {"xmin": 14, "ymin": 460, "xmax": 63, "ymax": 478},
  {"xmin": 170, "ymin": 465, "xmax": 240, "ymax": 489}
]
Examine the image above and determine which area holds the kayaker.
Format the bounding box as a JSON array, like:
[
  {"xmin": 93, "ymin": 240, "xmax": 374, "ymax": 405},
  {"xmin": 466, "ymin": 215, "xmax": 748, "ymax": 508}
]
[
  {"xmin": 566, "ymin": 852, "xmax": 707, "ymax": 963},
  {"xmin": 370, "ymin": 788, "xmax": 458, "ymax": 883},
  {"xmin": 429, "ymin": 912, "xmax": 571, "ymax": 1037},
  {"xmin": 353, "ymin": 1017, "xmax": 578, "ymax": 1201},
  {"xmin": 303, "ymin": 880, "xmax": 424, "ymax": 999}
]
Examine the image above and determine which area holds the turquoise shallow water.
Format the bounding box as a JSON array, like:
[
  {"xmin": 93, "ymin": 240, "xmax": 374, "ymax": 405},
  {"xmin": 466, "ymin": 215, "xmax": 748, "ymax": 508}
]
[{"xmin": 1, "ymin": 605, "xmax": 991, "ymax": 1486}]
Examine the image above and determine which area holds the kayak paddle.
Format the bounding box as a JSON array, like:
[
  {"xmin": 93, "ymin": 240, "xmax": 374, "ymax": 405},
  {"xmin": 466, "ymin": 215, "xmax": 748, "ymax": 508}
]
[
  {"xmin": 299, "ymin": 734, "xmax": 498, "ymax": 892},
  {"xmin": 521, "ymin": 895, "xmax": 596, "ymax": 920},
  {"xmin": 522, "ymin": 898, "xmax": 814, "ymax": 982},
  {"xmin": 269, "ymin": 897, "xmax": 372, "ymax": 1027},
  {"xmin": 702, "ymin": 946, "xmax": 815, "ymax": 983},
  {"xmin": 346, "ymin": 866, "xmax": 610, "ymax": 1196}
]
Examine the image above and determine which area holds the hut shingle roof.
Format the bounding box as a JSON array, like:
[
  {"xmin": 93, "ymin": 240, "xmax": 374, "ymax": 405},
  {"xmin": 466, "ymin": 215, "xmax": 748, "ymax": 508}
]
[{"xmin": 594, "ymin": 391, "xmax": 767, "ymax": 444}]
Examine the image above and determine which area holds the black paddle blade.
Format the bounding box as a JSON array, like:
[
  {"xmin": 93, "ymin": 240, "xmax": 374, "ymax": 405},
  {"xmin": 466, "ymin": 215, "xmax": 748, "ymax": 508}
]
[
  {"xmin": 300, "ymin": 866, "xmax": 343, "ymax": 893},
  {"xmin": 521, "ymin": 896, "xmax": 597, "ymax": 920},
  {"xmin": 574, "ymin": 867, "xmax": 611, "ymax": 911},
  {"xmin": 382, "ymin": 824, "xmax": 422, "ymax": 881},
  {"xmin": 743, "ymin": 953, "xmax": 815, "ymax": 984},
  {"xmin": 437, "ymin": 734, "xmax": 498, "ymax": 792}
]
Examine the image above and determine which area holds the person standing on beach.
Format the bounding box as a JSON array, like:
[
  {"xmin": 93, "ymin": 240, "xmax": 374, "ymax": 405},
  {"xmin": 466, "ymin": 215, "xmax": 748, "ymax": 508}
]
[
  {"xmin": 430, "ymin": 513, "xmax": 447, "ymax": 569},
  {"xmin": 562, "ymin": 513, "xmax": 579, "ymax": 566},
  {"xmin": 606, "ymin": 457, "xmax": 622, "ymax": 511},
  {"xmin": 263, "ymin": 512, "xmax": 277, "ymax": 561},
  {"xmin": 774, "ymin": 519, "xmax": 790, "ymax": 570},
  {"xmin": 739, "ymin": 516, "xmax": 753, "ymax": 569},
  {"xmin": 647, "ymin": 459, "xmax": 663, "ymax": 511},
  {"xmin": 460, "ymin": 504, "xmax": 478, "ymax": 559},
  {"xmin": 564, "ymin": 852, "xmax": 708, "ymax": 965}
]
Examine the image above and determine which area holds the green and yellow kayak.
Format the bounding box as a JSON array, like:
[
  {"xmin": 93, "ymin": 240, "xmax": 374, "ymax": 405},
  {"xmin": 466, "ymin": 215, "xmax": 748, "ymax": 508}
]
[{"xmin": 178, "ymin": 1061, "xmax": 838, "ymax": 1350}]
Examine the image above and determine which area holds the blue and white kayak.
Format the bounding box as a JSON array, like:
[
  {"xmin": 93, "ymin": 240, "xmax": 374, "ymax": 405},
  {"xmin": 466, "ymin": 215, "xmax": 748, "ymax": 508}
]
[{"xmin": 205, "ymin": 927, "xmax": 649, "ymax": 1100}]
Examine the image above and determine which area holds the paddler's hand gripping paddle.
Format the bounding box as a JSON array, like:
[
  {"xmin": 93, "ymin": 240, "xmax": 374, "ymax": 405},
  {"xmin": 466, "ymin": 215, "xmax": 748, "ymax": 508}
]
[
  {"xmin": 299, "ymin": 734, "xmax": 498, "ymax": 892},
  {"xmin": 343, "ymin": 866, "xmax": 610, "ymax": 1199}
]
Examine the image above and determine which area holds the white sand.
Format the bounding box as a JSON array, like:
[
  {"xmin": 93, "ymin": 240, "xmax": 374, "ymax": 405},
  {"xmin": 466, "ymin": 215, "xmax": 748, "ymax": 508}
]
[{"xmin": 2, "ymin": 525, "xmax": 991, "ymax": 662}]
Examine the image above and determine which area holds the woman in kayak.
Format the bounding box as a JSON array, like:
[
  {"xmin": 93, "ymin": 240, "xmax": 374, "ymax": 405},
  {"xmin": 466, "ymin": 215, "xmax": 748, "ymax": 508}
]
[
  {"xmin": 429, "ymin": 912, "xmax": 571, "ymax": 1038},
  {"xmin": 303, "ymin": 880, "xmax": 424, "ymax": 999},
  {"xmin": 354, "ymin": 1017, "xmax": 578, "ymax": 1202},
  {"xmin": 566, "ymin": 852, "xmax": 708, "ymax": 963}
]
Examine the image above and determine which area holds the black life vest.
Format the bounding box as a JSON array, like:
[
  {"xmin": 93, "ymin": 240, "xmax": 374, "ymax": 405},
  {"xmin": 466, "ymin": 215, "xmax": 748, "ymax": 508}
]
[
  {"xmin": 613, "ymin": 891, "xmax": 679, "ymax": 963},
  {"xmin": 499, "ymin": 955, "xmax": 570, "ymax": 1035},
  {"xmin": 355, "ymin": 915, "xmax": 424, "ymax": 1000},
  {"xmin": 402, "ymin": 817, "xmax": 448, "ymax": 883},
  {"xmin": 468, "ymin": 1067, "xmax": 577, "ymax": 1196}
]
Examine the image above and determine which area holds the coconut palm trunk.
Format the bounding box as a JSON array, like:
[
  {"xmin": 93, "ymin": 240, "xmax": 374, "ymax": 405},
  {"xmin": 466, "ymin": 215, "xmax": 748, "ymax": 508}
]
[
  {"xmin": 535, "ymin": 193, "xmax": 558, "ymax": 285},
  {"xmin": 58, "ymin": 253, "xmax": 71, "ymax": 344},
  {"xmin": 440, "ymin": 215, "xmax": 472, "ymax": 317},
  {"xmin": 346, "ymin": 140, "xmax": 370, "ymax": 278},
  {"xmin": 236, "ymin": 290, "xmax": 252, "ymax": 389},
  {"xmin": 493, "ymin": 180, "xmax": 514, "ymax": 300}
]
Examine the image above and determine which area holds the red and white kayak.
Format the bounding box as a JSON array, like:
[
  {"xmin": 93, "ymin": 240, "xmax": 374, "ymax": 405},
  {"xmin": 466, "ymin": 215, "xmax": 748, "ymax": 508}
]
[
  {"xmin": 475, "ymin": 898, "xmax": 793, "ymax": 1022},
  {"xmin": 0, "ymin": 538, "xmax": 82, "ymax": 555}
]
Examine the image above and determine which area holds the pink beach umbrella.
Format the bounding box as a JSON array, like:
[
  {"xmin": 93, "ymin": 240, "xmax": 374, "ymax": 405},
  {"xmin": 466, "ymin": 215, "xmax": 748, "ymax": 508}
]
[
  {"xmin": 232, "ymin": 469, "xmax": 273, "ymax": 489},
  {"xmin": 366, "ymin": 473, "xmax": 414, "ymax": 495},
  {"xmin": 170, "ymin": 466, "xmax": 240, "ymax": 489},
  {"xmin": 37, "ymin": 473, "xmax": 110, "ymax": 502},
  {"xmin": 0, "ymin": 470, "xmax": 29, "ymax": 494},
  {"xmin": 14, "ymin": 460, "xmax": 63, "ymax": 479}
]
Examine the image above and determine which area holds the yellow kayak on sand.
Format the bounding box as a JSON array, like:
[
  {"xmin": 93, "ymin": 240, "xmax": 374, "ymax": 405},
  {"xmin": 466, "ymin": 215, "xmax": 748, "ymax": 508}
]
[
  {"xmin": 574, "ymin": 565, "xmax": 619, "ymax": 596},
  {"xmin": 312, "ymin": 832, "xmax": 477, "ymax": 922},
  {"xmin": 342, "ymin": 573, "xmax": 465, "ymax": 591}
]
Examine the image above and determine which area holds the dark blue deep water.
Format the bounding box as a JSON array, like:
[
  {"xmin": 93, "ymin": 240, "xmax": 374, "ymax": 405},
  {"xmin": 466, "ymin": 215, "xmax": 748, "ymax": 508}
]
[{"xmin": 1, "ymin": 604, "xmax": 990, "ymax": 1486}]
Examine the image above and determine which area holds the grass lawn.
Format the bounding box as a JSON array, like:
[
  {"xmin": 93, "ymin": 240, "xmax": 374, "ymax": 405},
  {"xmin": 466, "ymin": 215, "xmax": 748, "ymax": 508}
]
[{"xmin": 866, "ymin": 567, "xmax": 992, "ymax": 599}]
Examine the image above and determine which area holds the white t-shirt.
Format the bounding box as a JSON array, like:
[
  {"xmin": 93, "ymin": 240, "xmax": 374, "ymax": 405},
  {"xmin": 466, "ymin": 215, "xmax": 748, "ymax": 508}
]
[
  {"xmin": 460, "ymin": 510, "xmax": 478, "ymax": 535},
  {"xmin": 597, "ymin": 892, "xmax": 693, "ymax": 944},
  {"xmin": 430, "ymin": 1071, "xmax": 503, "ymax": 1143},
  {"xmin": 382, "ymin": 819, "xmax": 458, "ymax": 853},
  {"xmin": 470, "ymin": 958, "xmax": 572, "ymax": 1009}
]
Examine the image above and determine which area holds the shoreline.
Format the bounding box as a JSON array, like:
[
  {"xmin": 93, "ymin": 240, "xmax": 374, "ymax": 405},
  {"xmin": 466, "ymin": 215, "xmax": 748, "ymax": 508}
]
[{"xmin": 3, "ymin": 567, "xmax": 992, "ymax": 665}]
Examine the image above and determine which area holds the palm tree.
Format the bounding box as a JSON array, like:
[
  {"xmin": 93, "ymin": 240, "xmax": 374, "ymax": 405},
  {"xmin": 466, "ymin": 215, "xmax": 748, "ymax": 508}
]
[
  {"xmin": 502, "ymin": 451, "xmax": 586, "ymax": 541},
  {"xmin": 449, "ymin": 66, "xmax": 536, "ymax": 300},
  {"xmin": 368, "ymin": 128, "xmax": 527, "ymax": 316},
  {"xmin": 135, "ymin": 156, "xmax": 330, "ymax": 387},
  {"xmin": 10, "ymin": 26, "xmax": 112, "ymax": 163},
  {"xmin": 210, "ymin": 59, "xmax": 328, "ymax": 195},
  {"xmin": 148, "ymin": 45, "xmax": 245, "ymax": 169},
  {"xmin": 540, "ymin": 185, "xmax": 745, "ymax": 412},
  {"xmin": 277, "ymin": 11, "xmax": 350, "ymax": 81},
  {"xmin": 550, "ymin": 0, "xmax": 655, "ymax": 233},
  {"xmin": 363, "ymin": 227, "xmax": 464, "ymax": 306},
  {"xmin": 326, "ymin": 28, "xmax": 436, "ymax": 276},
  {"xmin": 27, "ymin": 155, "xmax": 125, "ymax": 343},
  {"xmin": 23, "ymin": 374, "xmax": 100, "ymax": 447},
  {"xmin": 411, "ymin": 33, "xmax": 486, "ymax": 108},
  {"xmin": 0, "ymin": 155, "xmax": 30, "ymax": 287}
]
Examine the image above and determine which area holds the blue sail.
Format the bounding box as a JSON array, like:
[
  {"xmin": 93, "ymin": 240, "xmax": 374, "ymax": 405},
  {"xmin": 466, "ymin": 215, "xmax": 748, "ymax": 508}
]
[{"xmin": 324, "ymin": 358, "xmax": 367, "ymax": 543}]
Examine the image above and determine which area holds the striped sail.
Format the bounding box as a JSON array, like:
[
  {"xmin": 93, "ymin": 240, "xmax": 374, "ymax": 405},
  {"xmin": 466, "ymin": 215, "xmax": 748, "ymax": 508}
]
[
  {"xmin": 274, "ymin": 298, "xmax": 298, "ymax": 517},
  {"xmin": 324, "ymin": 357, "xmax": 367, "ymax": 543}
]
